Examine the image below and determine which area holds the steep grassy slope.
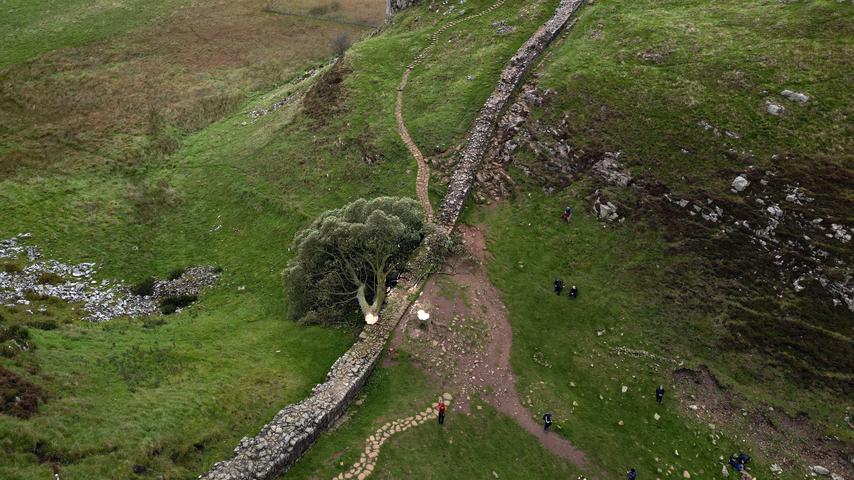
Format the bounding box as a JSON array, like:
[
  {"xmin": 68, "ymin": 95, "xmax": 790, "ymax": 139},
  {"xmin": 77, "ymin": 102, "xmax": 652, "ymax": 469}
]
[
  {"xmin": 1, "ymin": 0, "xmax": 851, "ymax": 479},
  {"xmin": 286, "ymin": 0, "xmax": 852, "ymax": 479},
  {"xmin": 467, "ymin": 0, "xmax": 853, "ymax": 477},
  {"xmin": 0, "ymin": 0, "xmax": 588, "ymax": 478}
]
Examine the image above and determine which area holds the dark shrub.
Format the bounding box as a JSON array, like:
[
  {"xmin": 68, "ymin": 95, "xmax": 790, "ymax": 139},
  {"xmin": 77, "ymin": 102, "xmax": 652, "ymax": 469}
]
[
  {"xmin": 167, "ymin": 268, "xmax": 186, "ymax": 281},
  {"xmin": 36, "ymin": 272, "xmax": 64, "ymax": 285},
  {"xmin": 1, "ymin": 324, "xmax": 29, "ymax": 342},
  {"xmin": 331, "ymin": 33, "xmax": 351, "ymax": 57},
  {"xmin": 131, "ymin": 277, "xmax": 156, "ymax": 297},
  {"xmin": 23, "ymin": 290, "xmax": 49, "ymax": 302},
  {"xmin": 1, "ymin": 262, "xmax": 22, "ymax": 273},
  {"xmin": 142, "ymin": 318, "xmax": 167, "ymax": 329},
  {"xmin": 28, "ymin": 319, "xmax": 58, "ymax": 331},
  {"xmin": 159, "ymin": 295, "xmax": 197, "ymax": 315},
  {"xmin": 1, "ymin": 367, "xmax": 45, "ymax": 418}
]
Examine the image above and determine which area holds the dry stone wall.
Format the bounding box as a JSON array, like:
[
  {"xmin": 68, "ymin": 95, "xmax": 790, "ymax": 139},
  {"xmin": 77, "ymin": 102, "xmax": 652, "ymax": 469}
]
[
  {"xmin": 199, "ymin": 1, "xmax": 586, "ymax": 478},
  {"xmin": 199, "ymin": 273, "xmax": 423, "ymax": 480},
  {"xmin": 438, "ymin": 0, "xmax": 585, "ymax": 229}
]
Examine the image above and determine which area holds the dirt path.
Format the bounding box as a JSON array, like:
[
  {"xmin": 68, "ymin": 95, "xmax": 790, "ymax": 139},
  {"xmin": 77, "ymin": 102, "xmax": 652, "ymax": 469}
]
[
  {"xmin": 395, "ymin": 0, "xmax": 508, "ymax": 222},
  {"xmin": 389, "ymin": 224, "xmax": 589, "ymax": 468}
]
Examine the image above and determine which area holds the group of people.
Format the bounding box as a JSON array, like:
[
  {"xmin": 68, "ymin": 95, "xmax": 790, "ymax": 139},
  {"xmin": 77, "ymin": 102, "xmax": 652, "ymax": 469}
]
[
  {"xmin": 554, "ymin": 278, "xmax": 578, "ymax": 299},
  {"xmin": 433, "ymin": 205, "xmax": 752, "ymax": 478}
]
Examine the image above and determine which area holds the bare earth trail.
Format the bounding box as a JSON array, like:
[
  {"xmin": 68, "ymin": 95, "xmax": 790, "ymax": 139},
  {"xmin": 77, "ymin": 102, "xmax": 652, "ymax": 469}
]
[
  {"xmin": 330, "ymin": 225, "xmax": 588, "ymax": 480},
  {"xmin": 389, "ymin": 224, "xmax": 589, "ymax": 468},
  {"xmin": 395, "ymin": 0, "xmax": 507, "ymax": 223}
]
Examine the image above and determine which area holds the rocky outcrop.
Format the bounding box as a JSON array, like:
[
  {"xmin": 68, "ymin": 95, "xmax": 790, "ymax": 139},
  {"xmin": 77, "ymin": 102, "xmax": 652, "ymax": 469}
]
[
  {"xmin": 437, "ymin": 0, "xmax": 586, "ymax": 229},
  {"xmin": 0, "ymin": 234, "xmax": 219, "ymax": 322},
  {"xmin": 386, "ymin": 0, "xmax": 418, "ymax": 16}
]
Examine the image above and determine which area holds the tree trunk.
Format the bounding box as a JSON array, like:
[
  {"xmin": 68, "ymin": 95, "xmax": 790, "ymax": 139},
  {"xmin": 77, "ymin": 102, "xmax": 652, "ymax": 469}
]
[{"xmin": 355, "ymin": 270, "xmax": 387, "ymax": 325}]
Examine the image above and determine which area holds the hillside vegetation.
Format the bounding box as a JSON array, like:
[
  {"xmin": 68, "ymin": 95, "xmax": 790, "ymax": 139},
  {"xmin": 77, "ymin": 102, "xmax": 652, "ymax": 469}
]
[{"xmin": 1, "ymin": 0, "xmax": 851, "ymax": 479}]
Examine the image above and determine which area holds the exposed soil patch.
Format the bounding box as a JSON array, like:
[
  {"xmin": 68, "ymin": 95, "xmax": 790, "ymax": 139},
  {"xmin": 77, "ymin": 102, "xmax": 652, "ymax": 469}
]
[
  {"xmin": 390, "ymin": 224, "xmax": 588, "ymax": 467},
  {"xmin": 303, "ymin": 59, "xmax": 352, "ymax": 124},
  {"xmin": 0, "ymin": 366, "xmax": 45, "ymax": 418},
  {"xmin": 673, "ymin": 366, "xmax": 853, "ymax": 478}
]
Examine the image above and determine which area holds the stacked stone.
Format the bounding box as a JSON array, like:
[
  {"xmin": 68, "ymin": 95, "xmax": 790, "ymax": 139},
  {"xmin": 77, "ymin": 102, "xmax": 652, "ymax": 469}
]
[
  {"xmin": 335, "ymin": 394, "xmax": 452, "ymax": 480},
  {"xmin": 437, "ymin": 0, "xmax": 586, "ymax": 230},
  {"xmin": 199, "ymin": 269, "xmax": 425, "ymax": 480}
]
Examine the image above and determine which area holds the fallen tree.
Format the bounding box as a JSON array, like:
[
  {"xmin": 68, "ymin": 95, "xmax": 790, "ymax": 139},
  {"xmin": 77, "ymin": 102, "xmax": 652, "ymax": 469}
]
[{"xmin": 284, "ymin": 196, "xmax": 426, "ymax": 325}]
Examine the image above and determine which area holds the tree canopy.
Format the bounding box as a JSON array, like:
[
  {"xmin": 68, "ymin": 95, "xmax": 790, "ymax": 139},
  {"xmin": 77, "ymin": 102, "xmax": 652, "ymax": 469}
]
[{"xmin": 283, "ymin": 197, "xmax": 426, "ymax": 325}]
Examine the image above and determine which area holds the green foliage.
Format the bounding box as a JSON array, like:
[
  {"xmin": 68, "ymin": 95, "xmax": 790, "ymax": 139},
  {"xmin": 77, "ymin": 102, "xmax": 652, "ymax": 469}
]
[
  {"xmin": 108, "ymin": 345, "xmax": 186, "ymax": 392},
  {"xmin": 158, "ymin": 295, "xmax": 197, "ymax": 315},
  {"xmin": 1, "ymin": 261, "xmax": 22, "ymax": 274},
  {"xmin": 36, "ymin": 272, "xmax": 64, "ymax": 285},
  {"xmin": 167, "ymin": 268, "xmax": 186, "ymax": 281},
  {"xmin": 0, "ymin": 324, "xmax": 34, "ymax": 358},
  {"xmin": 26, "ymin": 319, "xmax": 58, "ymax": 331},
  {"xmin": 283, "ymin": 196, "xmax": 425, "ymax": 325},
  {"xmin": 130, "ymin": 277, "xmax": 156, "ymax": 297}
]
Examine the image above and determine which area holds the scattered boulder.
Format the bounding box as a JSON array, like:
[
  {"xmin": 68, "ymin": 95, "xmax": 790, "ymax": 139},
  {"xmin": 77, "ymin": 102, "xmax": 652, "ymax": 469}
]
[
  {"xmin": 781, "ymin": 90, "xmax": 809, "ymax": 103},
  {"xmin": 811, "ymin": 466, "xmax": 830, "ymax": 476},
  {"xmin": 591, "ymin": 152, "xmax": 632, "ymax": 187},
  {"xmin": 593, "ymin": 197, "xmax": 619, "ymax": 222},
  {"xmin": 766, "ymin": 102, "xmax": 785, "ymax": 115},
  {"xmin": 732, "ymin": 175, "xmax": 750, "ymax": 192}
]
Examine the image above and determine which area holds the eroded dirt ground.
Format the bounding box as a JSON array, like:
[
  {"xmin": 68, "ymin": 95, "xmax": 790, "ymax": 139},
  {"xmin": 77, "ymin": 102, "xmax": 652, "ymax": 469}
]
[{"xmin": 389, "ymin": 224, "xmax": 588, "ymax": 466}]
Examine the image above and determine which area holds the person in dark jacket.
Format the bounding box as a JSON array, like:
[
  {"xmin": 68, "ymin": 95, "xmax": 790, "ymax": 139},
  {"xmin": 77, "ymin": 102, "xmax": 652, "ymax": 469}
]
[
  {"xmin": 543, "ymin": 412, "xmax": 553, "ymax": 431},
  {"xmin": 438, "ymin": 401, "xmax": 447, "ymax": 425},
  {"xmin": 656, "ymin": 385, "xmax": 665, "ymax": 404},
  {"xmin": 569, "ymin": 285, "xmax": 578, "ymax": 299},
  {"xmin": 627, "ymin": 468, "xmax": 638, "ymax": 480},
  {"xmin": 562, "ymin": 206, "xmax": 573, "ymax": 222},
  {"xmin": 554, "ymin": 278, "xmax": 564, "ymax": 295}
]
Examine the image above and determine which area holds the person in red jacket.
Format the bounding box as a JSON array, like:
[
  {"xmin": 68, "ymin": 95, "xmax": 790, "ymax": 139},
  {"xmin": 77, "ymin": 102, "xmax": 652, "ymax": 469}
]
[{"xmin": 438, "ymin": 401, "xmax": 447, "ymax": 425}]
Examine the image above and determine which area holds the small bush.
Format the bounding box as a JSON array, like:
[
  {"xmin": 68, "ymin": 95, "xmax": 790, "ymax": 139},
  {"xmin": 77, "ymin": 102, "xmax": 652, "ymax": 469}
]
[
  {"xmin": 0, "ymin": 325, "xmax": 34, "ymax": 357},
  {"xmin": 1, "ymin": 262, "xmax": 22, "ymax": 273},
  {"xmin": 36, "ymin": 272, "xmax": 64, "ymax": 285},
  {"xmin": 331, "ymin": 34, "xmax": 350, "ymax": 57},
  {"xmin": 27, "ymin": 319, "xmax": 58, "ymax": 331},
  {"xmin": 159, "ymin": 295, "xmax": 197, "ymax": 315},
  {"xmin": 0, "ymin": 324, "xmax": 29, "ymax": 342},
  {"xmin": 131, "ymin": 277, "xmax": 156, "ymax": 297},
  {"xmin": 1, "ymin": 367, "xmax": 45, "ymax": 418},
  {"xmin": 167, "ymin": 268, "xmax": 186, "ymax": 281},
  {"xmin": 142, "ymin": 318, "xmax": 167, "ymax": 329},
  {"xmin": 23, "ymin": 290, "xmax": 49, "ymax": 302}
]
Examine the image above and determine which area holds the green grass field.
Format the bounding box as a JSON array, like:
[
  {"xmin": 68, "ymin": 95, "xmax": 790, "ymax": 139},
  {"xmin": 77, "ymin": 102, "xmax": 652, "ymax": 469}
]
[{"xmin": 1, "ymin": 0, "xmax": 851, "ymax": 478}]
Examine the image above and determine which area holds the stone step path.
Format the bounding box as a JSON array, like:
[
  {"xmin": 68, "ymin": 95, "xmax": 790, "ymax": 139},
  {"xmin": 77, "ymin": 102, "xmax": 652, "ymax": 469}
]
[
  {"xmin": 332, "ymin": 393, "xmax": 453, "ymax": 480},
  {"xmin": 395, "ymin": 0, "xmax": 508, "ymax": 223}
]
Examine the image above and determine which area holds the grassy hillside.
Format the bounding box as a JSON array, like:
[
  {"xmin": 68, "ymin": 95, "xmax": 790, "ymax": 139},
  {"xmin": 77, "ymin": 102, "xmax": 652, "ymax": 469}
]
[{"xmin": 1, "ymin": 0, "xmax": 851, "ymax": 479}]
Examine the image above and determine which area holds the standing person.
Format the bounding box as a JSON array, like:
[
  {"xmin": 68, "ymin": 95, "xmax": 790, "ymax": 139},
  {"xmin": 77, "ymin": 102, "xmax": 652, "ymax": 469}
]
[
  {"xmin": 655, "ymin": 385, "xmax": 665, "ymax": 404},
  {"xmin": 627, "ymin": 468, "xmax": 638, "ymax": 480},
  {"xmin": 562, "ymin": 206, "xmax": 573, "ymax": 222},
  {"xmin": 438, "ymin": 400, "xmax": 446, "ymax": 425},
  {"xmin": 554, "ymin": 278, "xmax": 565, "ymax": 295},
  {"xmin": 543, "ymin": 412, "xmax": 553, "ymax": 431},
  {"xmin": 569, "ymin": 285, "xmax": 578, "ymax": 299}
]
